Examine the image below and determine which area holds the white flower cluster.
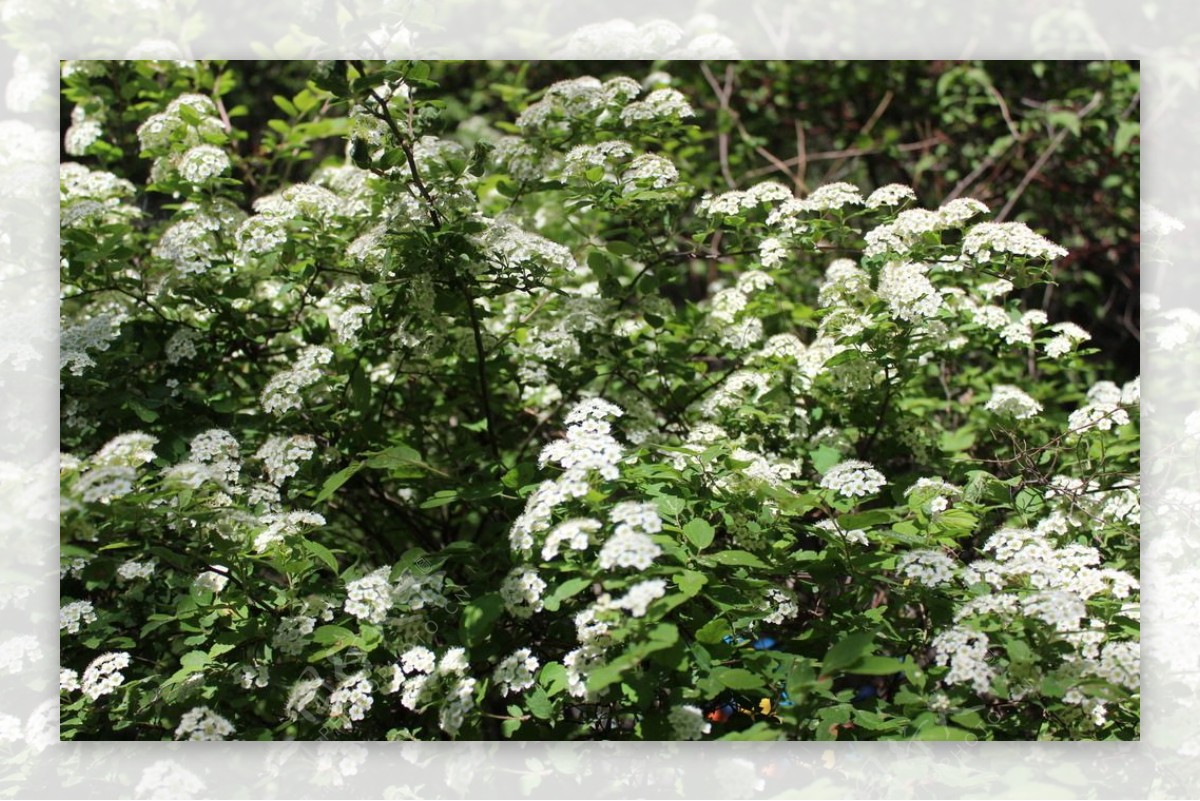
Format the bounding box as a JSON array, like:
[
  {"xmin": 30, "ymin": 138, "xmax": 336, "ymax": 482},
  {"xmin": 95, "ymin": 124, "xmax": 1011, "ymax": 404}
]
[
  {"xmin": 897, "ymin": 549, "xmax": 958, "ymax": 587},
  {"xmin": 538, "ymin": 400, "xmax": 626, "ymax": 481},
  {"xmin": 668, "ymin": 704, "xmax": 711, "ymax": 740},
  {"xmin": 439, "ymin": 677, "xmax": 477, "ymax": 736},
  {"xmin": 251, "ymin": 510, "xmax": 325, "ymax": 553},
  {"xmin": 762, "ymin": 587, "xmax": 799, "ymax": 625},
  {"xmin": 64, "ymin": 104, "xmax": 104, "ymax": 156},
  {"xmin": 620, "ymin": 87, "xmax": 695, "ymax": 125},
  {"xmin": 320, "ymin": 282, "xmax": 374, "ymax": 346},
  {"xmin": 343, "ymin": 567, "xmax": 395, "ymax": 624},
  {"xmin": 60, "ymin": 162, "xmax": 140, "ymax": 228},
  {"xmin": 236, "ymin": 663, "xmax": 269, "ymax": 689},
  {"xmin": 509, "ymin": 399, "xmax": 628, "ymax": 554},
  {"xmin": 81, "ymin": 651, "xmax": 131, "ymax": 700},
  {"xmin": 598, "ymin": 501, "xmax": 663, "ymax": 571},
  {"xmin": 863, "ymin": 198, "xmax": 989, "ymax": 258},
  {"xmin": 386, "ymin": 646, "xmax": 476, "ymax": 735},
  {"xmin": 517, "ymin": 76, "xmax": 644, "ymax": 135},
  {"xmin": 261, "ymin": 346, "xmax": 333, "ymax": 416},
  {"xmin": 285, "ymin": 676, "xmax": 324, "ymax": 719},
  {"xmin": 865, "ymin": 184, "xmax": 917, "ymax": 208},
  {"xmin": 962, "ymin": 221, "xmax": 1068, "ymax": 262},
  {"xmin": 1065, "ymin": 379, "xmax": 1136, "ymax": 437},
  {"xmin": 178, "ymin": 144, "xmax": 231, "ymax": 184},
  {"xmin": 877, "ymin": 261, "xmax": 943, "ymax": 322},
  {"xmin": 815, "ymin": 518, "xmax": 869, "ymax": 546},
  {"xmin": 174, "ymin": 706, "xmax": 235, "ymax": 741},
  {"xmin": 255, "ymin": 434, "xmax": 316, "ymax": 486},
  {"xmin": 615, "ymin": 579, "xmax": 667, "ymax": 617},
  {"xmin": 984, "ymin": 384, "xmax": 1043, "ymax": 420},
  {"xmin": 764, "ymin": 182, "xmax": 865, "ymax": 232},
  {"xmin": 819, "ymin": 460, "xmax": 886, "ymax": 498},
  {"xmin": 253, "ymin": 182, "xmax": 343, "ymax": 225},
  {"xmin": 699, "ymin": 370, "xmax": 772, "ymax": 417},
  {"xmin": 500, "ymin": 566, "xmax": 547, "ymax": 618},
  {"xmin": 60, "ymin": 600, "xmax": 97, "ymax": 634},
  {"xmin": 476, "ymin": 218, "xmax": 579, "ymax": 283},
  {"xmin": 1043, "ymin": 321, "xmax": 1091, "ymax": 359},
  {"xmin": 137, "ymin": 94, "xmax": 223, "ymax": 152},
  {"xmin": 541, "ymin": 518, "xmax": 602, "ymax": 561},
  {"xmin": 328, "ymin": 672, "xmax": 374, "ymax": 730},
  {"xmin": 621, "ymin": 152, "xmax": 679, "ymax": 192},
  {"xmin": 94, "ymin": 432, "xmax": 158, "ymax": 468},
  {"xmin": 187, "ymin": 429, "xmax": 241, "ymax": 486},
  {"xmin": 563, "ymin": 643, "xmax": 606, "ymax": 700},
  {"xmin": 493, "ymin": 648, "xmax": 540, "ymax": 696},
  {"xmin": 561, "ymin": 140, "xmax": 634, "ymax": 184},
  {"xmin": 931, "ymin": 626, "xmax": 994, "ymax": 695},
  {"xmin": 117, "ymin": 559, "xmax": 155, "ymax": 581},
  {"xmin": 904, "ymin": 477, "xmax": 961, "ymax": 515},
  {"xmin": 271, "ymin": 615, "xmax": 316, "ymax": 656},
  {"xmin": 61, "ymin": 312, "xmax": 124, "ymax": 376},
  {"xmin": 697, "ymin": 181, "xmax": 792, "ymax": 217},
  {"xmin": 392, "ymin": 568, "xmax": 450, "ymax": 611}
]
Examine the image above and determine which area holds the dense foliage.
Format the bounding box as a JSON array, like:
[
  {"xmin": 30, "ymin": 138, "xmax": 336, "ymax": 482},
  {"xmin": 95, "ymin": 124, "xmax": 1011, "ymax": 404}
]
[{"xmin": 59, "ymin": 60, "xmax": 1139, "ymax": 741}]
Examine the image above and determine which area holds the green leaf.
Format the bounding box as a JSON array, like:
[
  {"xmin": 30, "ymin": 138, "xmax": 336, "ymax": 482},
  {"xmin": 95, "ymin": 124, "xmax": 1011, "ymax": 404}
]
[
  {"xmin": 606, "ymin": 240, "xmax": 638, "ymax": 256},
  {"xmin": 420, "ymin": 490, "xmax": 458, "ymax": 509},
  {"xmin": 312, "ymin": 625, "xmax": 354, "ymax": 645},
  {"xmin": 682, "ymin": 518, "xmax": 715, "ymax": 550},
  {"xmin": 938, "ymin": 427, "xmax": 976, "ymax": 453},
  {"xmin": 526, "ymin": 687, "xmax": 553, "ymax": 720},
  {"xmin": 1114, "ymin": 120, "xmax": 1139, "ymax": 156},
  {"xmin": 540, "ymin": 662, "xmax": 568, "ymax": 696},
  {"xmin": 208, "ymin": 642, "xmax": 236, "ymax": 660},
  {"xmin": 821, "ymin": 631, "xmax": 876, "ymax": 676},
  {"xmin": 695, "ymin": 618, "xmax": 732, "ymax": 645},
  {"xmin": 672, "ymin": 570, "xmax": 707, "ymax": 598},
  {"xmin": 180, "ymin": 650, "xmax": 209, "ymax": 669},
  {"xmin": 705, "ymin": 550, "xmax": 768, "ymax": 569},
  {"xmin": 461, "ymin": 593, "xmax": 505, "ymax": 646},
  {"xmin": 914, "ymin": 725, "xmax": 978, "ymax": 741},
  {"xmin": 365, "ymin": 443, "xmax": 429, "ymax": 478},
  {"xmin": 714, "ymin": 668, "xmax": 766, "ymax": 690},
  {"xmin": 655, "ymin": 495, "xmax": 686, "ymax": 518},
  {"xmin": 543, "ymin": 577, "xmax": 590, "ymax": 612},
  {"xmin": 849, "ymin": 655, "xmax": 908, "ymax": 676},
  {"xmin": 315, "ymin": 462, "xmax": 362, "ymax": 503},
  {"xmin": 301, "ymin": 539, "xmax": 339, "ymax": 574}
]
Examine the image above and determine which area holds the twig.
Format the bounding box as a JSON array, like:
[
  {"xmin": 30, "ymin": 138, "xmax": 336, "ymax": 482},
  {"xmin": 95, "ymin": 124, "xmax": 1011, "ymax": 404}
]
[
  {"xmin": 699, "ymin": 63, "xmax": 738, "ymax": 190},
  {"xmin": 985, "ymin": 83, "xmax": 1021, "ymax": 140},
  {"xmin": 997, "ymin": 91, "xmax": 1103, "ymax": 222},
  {"xmin": 743, "ymin": 136, "xmax": 948, "ymax": 179}
]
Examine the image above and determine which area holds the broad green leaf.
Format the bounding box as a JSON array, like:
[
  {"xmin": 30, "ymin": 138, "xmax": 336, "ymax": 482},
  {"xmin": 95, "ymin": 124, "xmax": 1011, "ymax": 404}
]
[
  {"xmin": 705, "ymin": 550, "xmax": 768, "ymax": 569},
  {"xmin": 312, "ymin": 625, "xmax": 354, "ymax": 645},
  {"xmin": 714, "ymin": 668, "xmax": 766, "ymax": 690},
  {"xmin": 821, "ymin": 631, "xmax": 876, "ymax": 676},
  {"xmin": 526, "ymin": 687, "xmax": 553, "ymax": 720},
  {"xmin": 301, "ymin": 539, "xmax": 339, "ymax": 574},
  {"xmin": 543, "ymin": 577, "xmax": 590, "ymax": 612},
  {"xmin": 315, "ymin": 462, "xmax": 362, "ymax": 503},
  {"xmin": 540, "ymin": 662, "xmax": 568, "ymax": 697},
  {"xmin": 672, "ymin": 570, "xmax": 707, "ymax": 598},
  {"xmin": 461, "ymin": 593, "xmax": 504, "ymax": 646},
  {"xmin": 682, "ymin": 518, "xmax": 715, "ymax": 550},
  {"xmin": 695, "ymin": 618, "xmax": 732, "ymax": 645},
  {"xmin": 913, "ymin": 725, "xmax": 978, "ymax": 741}
]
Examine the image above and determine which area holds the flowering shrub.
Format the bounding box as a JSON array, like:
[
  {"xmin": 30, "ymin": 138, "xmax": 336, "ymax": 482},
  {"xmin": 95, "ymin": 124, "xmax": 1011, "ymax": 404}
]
[{"xmin": 59, "ymin": 60, "xmax": 1138, "ymax": 741}]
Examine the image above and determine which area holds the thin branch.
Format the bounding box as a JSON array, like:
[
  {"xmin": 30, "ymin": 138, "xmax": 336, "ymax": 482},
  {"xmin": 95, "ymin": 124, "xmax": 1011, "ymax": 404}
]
[
  {"xmin": 699, "ymin": 63, "xmax": 738, "ymax": 190},
  {"xmin": 997, "ymin": 91, "xmax": 1103, "ymax": 222}
]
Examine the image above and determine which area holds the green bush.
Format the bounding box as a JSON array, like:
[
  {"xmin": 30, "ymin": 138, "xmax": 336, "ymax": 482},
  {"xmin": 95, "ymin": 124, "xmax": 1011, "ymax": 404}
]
[{"xmin": 59, "ymin": 59, "xmax": 1138, "ymax": 741}]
